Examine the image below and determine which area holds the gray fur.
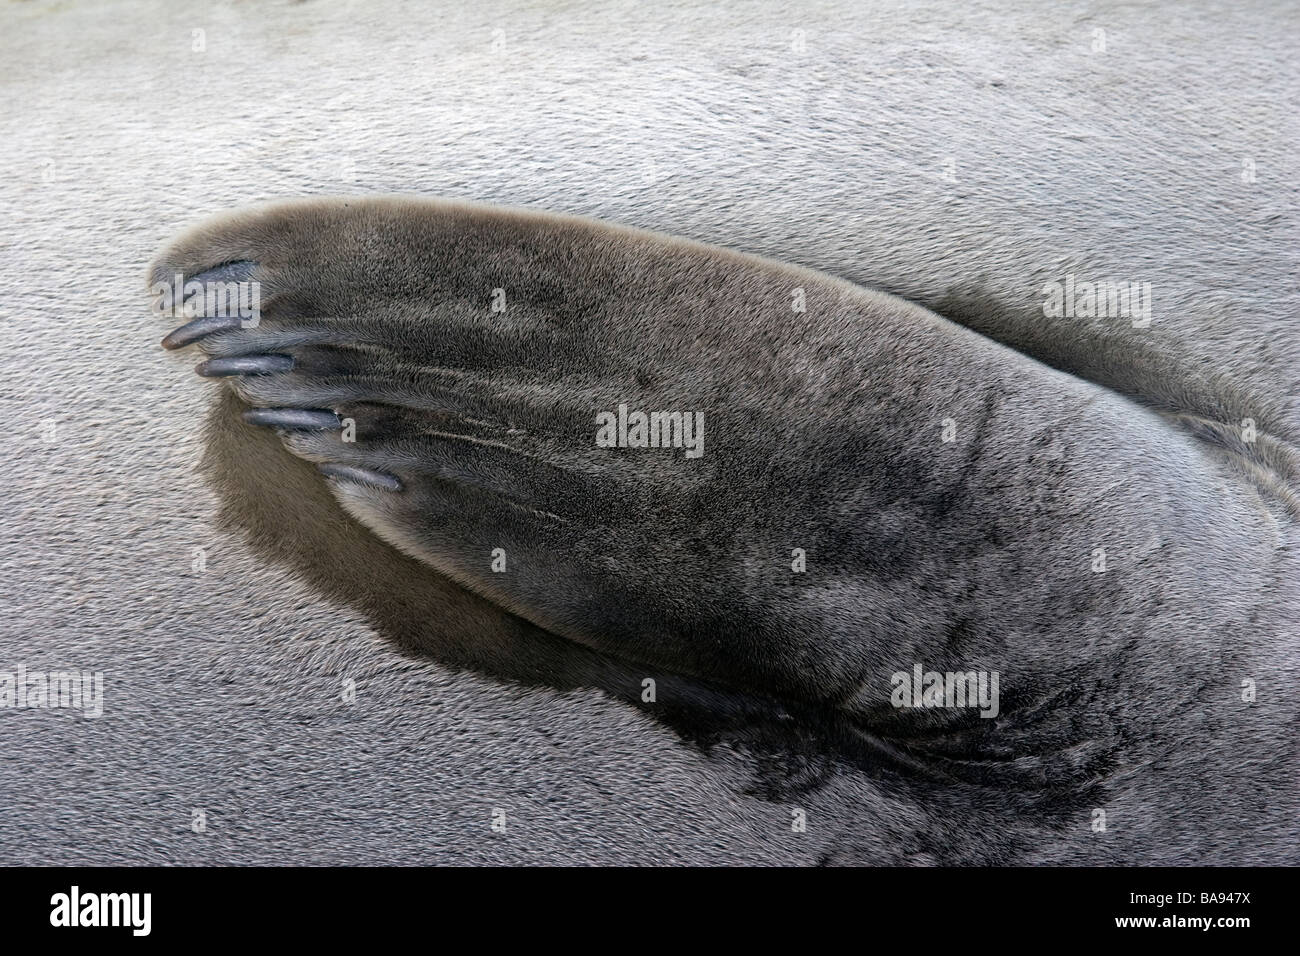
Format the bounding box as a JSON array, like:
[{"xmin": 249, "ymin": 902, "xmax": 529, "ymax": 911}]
[{"xmin": 1, "ymin": 0, "xmax": 1296, "ymax": 865}]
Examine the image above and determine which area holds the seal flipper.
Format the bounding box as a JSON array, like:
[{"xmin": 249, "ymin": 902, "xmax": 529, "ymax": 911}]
[{"xmin": 153, "ymin": 197, "xmax": 1274, "ymax": 738}]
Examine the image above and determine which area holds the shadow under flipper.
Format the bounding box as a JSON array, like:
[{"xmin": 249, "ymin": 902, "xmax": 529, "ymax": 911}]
[
  {"xmin": 198, "ymin": 388, "xmax": 1100, "ymax": 850},
  {"xmin": 199, "ymin": 388, "xmax": 884, "ymax": 793}
]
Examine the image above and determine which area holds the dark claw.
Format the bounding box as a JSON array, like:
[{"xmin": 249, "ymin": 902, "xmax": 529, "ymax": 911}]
[
  {"xmin": 197, "ymin": 355, "xmax": 294, "ymax": 377},
  {"xmin": 184, "ymin": 261, "xmax": 258, "ymax": 295},
  {"xmin": 161, "ymin": 315, "xmax": 243, "ymax": 350},
  {"xmin": 242, "ymin": 408, "xmax": 341, "ymax": 430},
  {"xmin": 318, "ymin": 463, "xmax": 403, "ymax": 492},
  {"xmin": 157, "ymin": 261, "xmax": 259, "ymax": 346}
]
